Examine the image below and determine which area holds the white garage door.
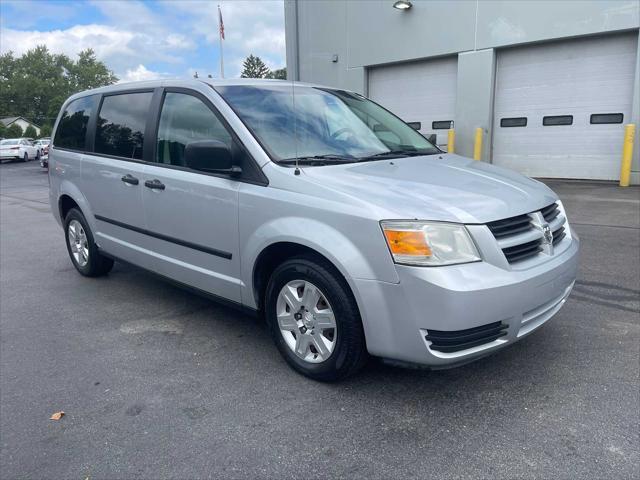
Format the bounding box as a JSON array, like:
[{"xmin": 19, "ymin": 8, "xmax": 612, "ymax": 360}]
[
  {"xmin": 368, "ymin": 57, "xmax": 457, "ymax": 148},
  {"xmin": 493, "ymin": 33, "xmax": 638, "ymax": 180}
]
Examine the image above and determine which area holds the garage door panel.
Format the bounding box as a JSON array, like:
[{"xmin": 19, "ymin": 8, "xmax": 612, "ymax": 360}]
[
  {"xmin": 493, "ymin": 33, "xmax": 637, "ymax": 180},
  {"xmin": 368, "ymin": 57, "xmax": 457, "ymax": 147}
]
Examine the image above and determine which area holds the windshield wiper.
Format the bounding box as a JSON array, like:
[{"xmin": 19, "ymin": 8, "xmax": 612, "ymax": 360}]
[
  {"xmin": 357, "ymin": 149, "xmax": 438, "ymax": 162},
  {"xmin": 278, "ymin": 154, "xmax": 357, "ymax": 165}
]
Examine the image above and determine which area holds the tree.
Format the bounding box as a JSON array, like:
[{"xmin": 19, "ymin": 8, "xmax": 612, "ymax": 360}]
[
  {"xmin": 39, "ymin": 124, "xmax": 52, "ymax": 138},
  {"xmin": 6, "ymin": 123, "xmax": 23, "ymax": 138},
  {"xmin": 240, "ymin": 55, "xmax": 270, "ymax": 79},
  {"xmin": 267, "ymin": 67, "xmax": 287, "ymax": 80},
  {"xmin": 24, "ymin": 125, "xmax": 38, "ymax": 138},
  {"xmin": 0, "ymin": 123, "xmax": 6, "ymax": 138},
  {"xmin": 0, "ymin": 46, "xmax": 117, "ymax": 128}
]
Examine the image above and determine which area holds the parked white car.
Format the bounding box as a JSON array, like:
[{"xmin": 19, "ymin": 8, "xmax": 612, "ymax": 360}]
[
  {"xmin": 34, "ymin": 138, "xmax": 51, "ymax": 168},
  {"xmin": 0, "ymin": 138, "xmax": 39, "ymax": 162}
]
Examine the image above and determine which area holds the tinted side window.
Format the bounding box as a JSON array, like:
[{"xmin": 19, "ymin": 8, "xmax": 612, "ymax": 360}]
[
  {"xmin": 156, "ymin": 92, "xmax": 232, "ymax": 167},
  {"xmin": 95, "ymin": 92, "xmax": 153, "ymax": 160},
  {"xmin": 54, "ymin": 95, "xmax": 97, "ymax": 150}
]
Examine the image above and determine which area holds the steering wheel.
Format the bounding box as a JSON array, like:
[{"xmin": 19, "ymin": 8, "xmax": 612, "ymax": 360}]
[{"xmin": 331, "ymin": 128, "xmax": 356, "ymax": 140}]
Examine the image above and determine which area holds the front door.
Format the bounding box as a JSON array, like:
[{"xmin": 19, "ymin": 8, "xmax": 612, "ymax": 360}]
[{"xmin": 141, "ymin": 90, "xmax": 242, "ymax": 302}]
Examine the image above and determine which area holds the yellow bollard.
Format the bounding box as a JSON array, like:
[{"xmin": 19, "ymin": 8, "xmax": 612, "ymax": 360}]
[
  {"xmin": 473, "ymin": 127, "xmax": 483, "ymax": 161},
  {"xmin": 447, "ymin": 129, "xmax": 455, "ymax": 154},
  {"xmin": 619, "ymin": 124, "xmax": 636, "ymax": 187}
]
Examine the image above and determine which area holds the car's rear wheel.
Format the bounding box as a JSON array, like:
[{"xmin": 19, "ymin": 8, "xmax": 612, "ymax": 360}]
[
  {"xmin": 23, "ymin": 153, "xmax": 29, "ymax": 162},
  {"xmin": 64, "ymin": 208, "xmax": 114, "ymax": 277},
  {"xmin": 265, "ymin": 255, "xmax": 367, "ymax": 381}
]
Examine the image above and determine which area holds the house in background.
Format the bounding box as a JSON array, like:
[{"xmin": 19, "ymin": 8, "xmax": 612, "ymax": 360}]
[{"xmin": 0, "ymin": 116, "xmax": 41, "ymax": 137}]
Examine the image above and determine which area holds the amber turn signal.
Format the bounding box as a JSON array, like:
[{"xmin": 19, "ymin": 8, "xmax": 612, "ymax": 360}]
[{"xmin": 383, "ymin": 229, "xmax": 432, "ymax": 256}]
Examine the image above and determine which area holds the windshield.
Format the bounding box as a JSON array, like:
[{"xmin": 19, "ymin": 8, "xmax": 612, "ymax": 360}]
[
  {"xmin": 0, "ymin": 140, "xmax": 19, "ymax": 145},
  {"xmin": 214, "ymin": 85, "xmax": 438, "ymax": 163}
]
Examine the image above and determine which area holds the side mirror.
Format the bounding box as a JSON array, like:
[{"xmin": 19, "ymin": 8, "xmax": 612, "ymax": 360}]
[
  {"xmin": 426, "ymin": 134, "xmax": 437, "ymax": 145},
  {"xmin": 184, "ymin": 140, "xmax": 241, "ymax": 176}
]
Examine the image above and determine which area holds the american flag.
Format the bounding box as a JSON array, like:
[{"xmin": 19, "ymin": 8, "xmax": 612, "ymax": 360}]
[{"xmin": 218, "ymin": 5, "xmax": 225, "ymax": 40}]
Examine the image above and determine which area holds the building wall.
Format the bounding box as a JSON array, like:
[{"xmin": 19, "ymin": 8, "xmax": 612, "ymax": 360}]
[
  {"xmin": 10, "ymin": 118, "xmax": 41, "ymax": 136},
  {"xmin": 285, "ymin": 0, "xmax": 640, "ymax": 182}
]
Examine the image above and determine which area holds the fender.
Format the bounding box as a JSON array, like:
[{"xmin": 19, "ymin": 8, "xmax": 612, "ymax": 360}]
[
  {"xmin": 240, "ymin": 216, "xmax": 400, "ymax": 309},
  {"xmin": 57, "ymin": 180, "xmax": 97, "ymax": 235}
]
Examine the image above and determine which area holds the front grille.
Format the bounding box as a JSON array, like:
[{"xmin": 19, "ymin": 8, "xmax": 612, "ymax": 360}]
[
  {"xmin": 486, "ymin": 201, "xmax": 567, "ymax": 265},
  {"xmin": 502, "ymin": 238, "xmax": 543, "ymax": 263},
  {"xmin": 486, "ymin": 214, "xmax": 531, "ymax": 238},
  {"xmin": 552, "ymin": 226, "xmax": 565, "ymax": 245},
  {"xmin": 425, "ymin": 321, "xmax": 508, "ymax": 353},
  {"xmin": 541, "ymin": 203, "xmax": 560, "ymax": 223}
]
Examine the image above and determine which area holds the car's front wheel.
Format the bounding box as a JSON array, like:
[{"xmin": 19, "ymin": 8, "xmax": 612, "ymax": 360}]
[
  {"xmin": 265, "ymin": 255, "xmax": 367, "ymax": 381},
  {"xmin": 64, "ymin": 208, "xmax": 114, "ymax": 277},
  {"xmin": 23, "ymin": 153, "xmax": 29, "ymax": 162}
]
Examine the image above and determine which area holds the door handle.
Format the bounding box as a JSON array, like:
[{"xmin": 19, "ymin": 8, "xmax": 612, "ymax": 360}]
[
  {"xmin": 121, "ymin": 174, "xmax": 139, "ymax": 185},
  {"xmin": 144, "ymin": 179, "xmax": 165, "ymax": 190}
]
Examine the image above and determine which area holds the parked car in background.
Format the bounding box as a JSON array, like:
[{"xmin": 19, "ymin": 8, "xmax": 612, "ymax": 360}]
[
  {"xmin": 0, "ymin": 138, "xmax": 39, "ymax": 162},
  {"xmin": 35, "ymin": 138, "xmax": 51, "ymax": 168},
  {"xmin": 49, "ymin": 79, "xmax": 580, "ymax": 381}
]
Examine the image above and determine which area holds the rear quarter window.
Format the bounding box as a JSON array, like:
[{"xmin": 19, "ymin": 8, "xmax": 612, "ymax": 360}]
[{"xmin": 54, "ymin": 95, "xmax": 98, "ymax": 150}]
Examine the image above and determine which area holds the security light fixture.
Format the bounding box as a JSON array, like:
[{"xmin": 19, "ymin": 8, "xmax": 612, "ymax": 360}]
[{"xmin": 393, "ymin": 0, "xmax": 412, "ymax": 10}]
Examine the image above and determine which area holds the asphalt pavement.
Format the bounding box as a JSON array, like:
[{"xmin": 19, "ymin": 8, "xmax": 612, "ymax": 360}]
[{"xmin": 1, "ymin": 159, "xmax": 638, "ymax": 479}]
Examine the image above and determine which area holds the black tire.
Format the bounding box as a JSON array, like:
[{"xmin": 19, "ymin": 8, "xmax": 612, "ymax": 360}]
[
  {"xmin": 64, "ymin": 208, "xmax": 114, "ymax": 277},
  {"xmin": 265, "ymin": 255, "xmax": 367, "ymax": 381},
  {"xmin": 23, "ymin": 153, "xmax": 29, "ymax": 162},
  {"xmin": 36, "ymin": 150, "xmax": 40, "ymax": 161}
]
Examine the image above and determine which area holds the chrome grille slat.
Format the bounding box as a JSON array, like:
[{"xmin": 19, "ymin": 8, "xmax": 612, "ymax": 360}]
[
  {"xmin": 486, "ymin": 214, "xmax": 531, "ymax": 238},
  {"xmin": 486, "ymin": 202, "xmax": 567, "ymax": 265},
  {"xmin": 496, "ymin": 228, "xmax": 543, "ymax": 249},
  {"xmin": 502, "ymin": 238, "xmax": 543, "ymax": 263}
]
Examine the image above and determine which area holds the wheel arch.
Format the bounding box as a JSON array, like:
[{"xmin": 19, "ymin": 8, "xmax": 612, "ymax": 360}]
[
  {"xmin": 56, "ymin": 181, "xmax": 95, "ymax": 230},
  {"xmin": 58, "ymin": 194, "xmax": 80, "ymax": 221},
  {"xmin": 252, "ymin": 242, "xmax": 354, "ymax": 312}
]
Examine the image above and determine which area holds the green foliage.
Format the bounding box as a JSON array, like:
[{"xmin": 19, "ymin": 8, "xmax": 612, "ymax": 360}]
[
  {"xmin": 0, "ymin": 122, "xmax": 6, "ymax": 138},
  {"xmin": 0, "ymin": 45, "xmax": 117, "ymax": 128},
  {"xmin": 267, "ymin": 67, "xmax": 287, "ymax": 80},
  {"xmin": 24, "ymin": 125, "xmax": 38, "ymax": 138},
  {"xmin": 39, "ymin": 124, "xmax": 52, "ymax": 138},
  {"xmin": 240, "ymin": 55, "xmax": 271, "ymax": 79},
  {"xmin": 6, "ymin": 123, "xmax": 23, "ymax": 138}
]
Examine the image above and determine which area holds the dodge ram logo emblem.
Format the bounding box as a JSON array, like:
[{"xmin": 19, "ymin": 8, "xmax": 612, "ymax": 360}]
[{"xmin": 542, "ymin": 224, "xmax": 553, "ymax": 245}]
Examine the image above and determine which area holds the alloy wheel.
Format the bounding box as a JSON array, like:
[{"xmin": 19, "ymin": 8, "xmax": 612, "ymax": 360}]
[
  {"xmin": 68, "ymin": 219, "xmax": 89, "ymax": 267},
  {"xmin": 276, "ymin": 280, "xmax": 337, "ymax": 363}
]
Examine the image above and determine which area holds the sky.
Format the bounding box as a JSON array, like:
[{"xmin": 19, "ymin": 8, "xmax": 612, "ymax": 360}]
[{"xmin": 0, "ymin": 0, "xmax": 286, "ymax": 81}]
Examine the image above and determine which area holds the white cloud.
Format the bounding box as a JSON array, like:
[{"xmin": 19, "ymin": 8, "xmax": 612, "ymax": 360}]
[
  {"xmin": 0, "ymin": 0, "xmax": 285, "ymax": 80},
  {"xmin": 166, "ymin": 0, "xmax": 286, "ymax": 76},
  {"xmin": 120, "ymin": 64, "xmax": 169, "ymax": 83},
  {"xmin": 0, "ymin": 23, "xmax": 194, "ymax": 77}
]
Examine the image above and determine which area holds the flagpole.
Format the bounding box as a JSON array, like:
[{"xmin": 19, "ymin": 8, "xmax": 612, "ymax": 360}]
[{"xmin": 218, "ymin": 4, "xmax": 224, "ymax": 78}]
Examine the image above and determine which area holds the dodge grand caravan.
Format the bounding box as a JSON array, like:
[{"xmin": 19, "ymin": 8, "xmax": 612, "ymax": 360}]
[{"xmin": 49, "ymin": 79, "xmax": 579, "ymax": 381}]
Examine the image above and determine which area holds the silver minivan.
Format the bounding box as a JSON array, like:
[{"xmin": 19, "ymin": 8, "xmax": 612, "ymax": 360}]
[{"xmin": 49, "ymin": 79, "xmax": 579, "ymax": 381}]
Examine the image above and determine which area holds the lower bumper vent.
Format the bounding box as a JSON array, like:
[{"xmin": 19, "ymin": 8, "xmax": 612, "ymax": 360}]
[{"xmin": 425, "ymin": 321, "xmax": 508, "ymax": 353}]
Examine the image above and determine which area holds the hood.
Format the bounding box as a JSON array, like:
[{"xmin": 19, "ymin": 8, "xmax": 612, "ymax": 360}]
[{"xmin": 298, "ymin": 154, "xmax": 557, "ymax": 223}]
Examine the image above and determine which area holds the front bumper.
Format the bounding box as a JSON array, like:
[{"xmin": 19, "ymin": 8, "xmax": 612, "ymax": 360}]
[{"xmin": 355, "ymin": 230, "xmax": 580, "ymax": 367}]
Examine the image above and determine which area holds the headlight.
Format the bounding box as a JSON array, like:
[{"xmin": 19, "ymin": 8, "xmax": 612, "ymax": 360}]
[{"xmin": 381, "ymin": 221, "xmax": 481, "ymax": 266}]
